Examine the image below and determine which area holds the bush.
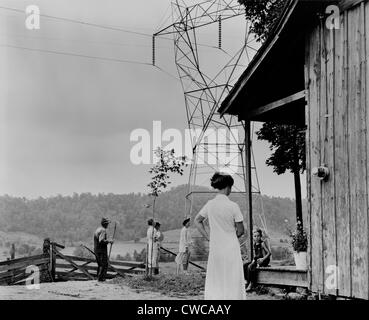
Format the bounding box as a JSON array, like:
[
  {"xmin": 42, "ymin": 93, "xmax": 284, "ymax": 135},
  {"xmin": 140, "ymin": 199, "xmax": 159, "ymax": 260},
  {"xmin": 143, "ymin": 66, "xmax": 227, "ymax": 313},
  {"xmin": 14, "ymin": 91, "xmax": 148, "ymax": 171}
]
[
  {"xmin": 133, "ymin": 248, "xmax": 146, "ymax": 262},
  {"xmin": 287, "ymin": 220, "xmax": 308, "ymax": 252}
]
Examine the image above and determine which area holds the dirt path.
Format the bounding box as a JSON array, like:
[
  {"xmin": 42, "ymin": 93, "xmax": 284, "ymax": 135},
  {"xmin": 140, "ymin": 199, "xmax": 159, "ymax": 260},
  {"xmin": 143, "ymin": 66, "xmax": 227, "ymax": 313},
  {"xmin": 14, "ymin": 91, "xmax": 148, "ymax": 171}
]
[
  {"xmin": 0, "ymin": 280, "xmax": 192, "ymax": 300},
  {"xmin": 0, "ymin": 279, "xmax": 280, "ymax": 300}
]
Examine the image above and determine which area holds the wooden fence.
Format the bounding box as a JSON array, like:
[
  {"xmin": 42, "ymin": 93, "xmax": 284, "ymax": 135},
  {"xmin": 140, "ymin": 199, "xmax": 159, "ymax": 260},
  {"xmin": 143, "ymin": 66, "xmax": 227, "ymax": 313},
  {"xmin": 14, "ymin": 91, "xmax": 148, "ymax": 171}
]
[
  {"xmin": 0, "ymin": 254, "xmax": 50, "ymax": 285},
  {"xmin": 0, "ymin": 239, "xmax": 145, "ymax": 285},
  {"xmin": 55, "ymin": 251, "xmax": 146, "ymax": 281}
]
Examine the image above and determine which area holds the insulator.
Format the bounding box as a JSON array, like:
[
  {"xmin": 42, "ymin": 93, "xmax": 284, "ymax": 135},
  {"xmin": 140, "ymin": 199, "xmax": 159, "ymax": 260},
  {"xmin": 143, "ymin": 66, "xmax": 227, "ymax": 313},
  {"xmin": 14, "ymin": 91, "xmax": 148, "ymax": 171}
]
[
  {"xmin": 152, "ymin": 35, "xmax": 156, "ymax": 66},
  {"xmin": 218, "ymin": 15, "xmax": 222, "ymax": 49}
]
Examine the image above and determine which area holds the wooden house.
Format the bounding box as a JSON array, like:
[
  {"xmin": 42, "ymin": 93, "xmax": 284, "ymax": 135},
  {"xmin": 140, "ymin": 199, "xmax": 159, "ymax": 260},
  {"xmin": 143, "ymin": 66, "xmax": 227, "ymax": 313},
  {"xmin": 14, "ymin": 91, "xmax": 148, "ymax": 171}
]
[{"xmin": 219, "ymin": 0, "xmax": 369, "ymax": 299}]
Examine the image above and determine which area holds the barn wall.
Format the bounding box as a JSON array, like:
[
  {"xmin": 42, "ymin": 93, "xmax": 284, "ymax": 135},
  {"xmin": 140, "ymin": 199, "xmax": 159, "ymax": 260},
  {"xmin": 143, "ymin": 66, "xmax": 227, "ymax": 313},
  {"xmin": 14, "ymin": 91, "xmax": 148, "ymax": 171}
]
[{"xmin": 305, "ymin": 1, "xmax": 369, "ymax": 299}]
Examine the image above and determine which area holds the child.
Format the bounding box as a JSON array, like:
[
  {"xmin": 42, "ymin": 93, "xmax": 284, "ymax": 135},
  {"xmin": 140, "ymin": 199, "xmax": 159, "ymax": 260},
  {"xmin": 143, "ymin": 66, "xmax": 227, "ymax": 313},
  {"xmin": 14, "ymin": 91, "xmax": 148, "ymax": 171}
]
[{"xmin": 244, "ymin": 228, "xmax": 271, "ymax": 292}]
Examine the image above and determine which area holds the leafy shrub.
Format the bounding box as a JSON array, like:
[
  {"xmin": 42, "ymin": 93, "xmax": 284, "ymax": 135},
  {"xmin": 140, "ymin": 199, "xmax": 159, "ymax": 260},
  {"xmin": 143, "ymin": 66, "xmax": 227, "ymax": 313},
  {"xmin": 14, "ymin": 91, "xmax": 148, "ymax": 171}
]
[{"xmin": 286, "ymin": 220, "xmax": 308, "ymax": 253}]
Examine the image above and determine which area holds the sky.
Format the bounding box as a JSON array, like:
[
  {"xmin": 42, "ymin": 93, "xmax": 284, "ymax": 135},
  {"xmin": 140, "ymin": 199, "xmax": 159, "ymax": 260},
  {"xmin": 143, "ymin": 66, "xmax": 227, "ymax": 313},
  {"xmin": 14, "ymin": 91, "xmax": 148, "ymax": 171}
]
[{"xmin": 0, "ymin": 0, "xmax": 306, "ymax": 199}]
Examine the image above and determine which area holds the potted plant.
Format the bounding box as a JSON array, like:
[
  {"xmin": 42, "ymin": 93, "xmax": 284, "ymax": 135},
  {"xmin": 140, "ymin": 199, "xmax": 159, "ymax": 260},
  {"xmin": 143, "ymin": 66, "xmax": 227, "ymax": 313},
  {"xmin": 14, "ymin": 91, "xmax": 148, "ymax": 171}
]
[{"xmin": 287, "ymin": 220, "xmax": 308, "ymax": 270}]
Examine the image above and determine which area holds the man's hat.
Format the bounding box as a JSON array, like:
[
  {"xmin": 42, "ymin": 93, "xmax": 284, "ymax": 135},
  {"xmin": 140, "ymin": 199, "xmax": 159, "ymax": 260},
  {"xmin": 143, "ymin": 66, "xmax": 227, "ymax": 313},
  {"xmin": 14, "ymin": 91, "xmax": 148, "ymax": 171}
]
[
  {"xmin": 101, "ymin": 217, "xmax": 111, "ymax": 225},
  {"xmin": 182, "ymin": 217, "xmax": 190, "ymax": 226}
]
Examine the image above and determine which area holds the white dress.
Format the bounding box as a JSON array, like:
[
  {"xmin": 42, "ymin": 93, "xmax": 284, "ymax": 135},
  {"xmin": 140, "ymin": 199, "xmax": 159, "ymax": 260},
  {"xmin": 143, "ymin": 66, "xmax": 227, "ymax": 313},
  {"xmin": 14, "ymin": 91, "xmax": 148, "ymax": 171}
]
[
  {"xmin": 175, "ymin": 227, "xmax": 192, "ymax": 264},
  {"xmin": 198, "ymin": 193, "xmax": 246, "ymax": 300}
]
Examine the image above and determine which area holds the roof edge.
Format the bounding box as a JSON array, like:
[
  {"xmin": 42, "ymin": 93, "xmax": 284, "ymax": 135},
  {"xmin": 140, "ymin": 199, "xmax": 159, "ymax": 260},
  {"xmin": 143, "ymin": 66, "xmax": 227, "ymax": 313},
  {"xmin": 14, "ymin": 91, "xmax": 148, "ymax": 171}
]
[{"xmin": 219, "ymin": 0, "xmax": 299, "ymax": 116}]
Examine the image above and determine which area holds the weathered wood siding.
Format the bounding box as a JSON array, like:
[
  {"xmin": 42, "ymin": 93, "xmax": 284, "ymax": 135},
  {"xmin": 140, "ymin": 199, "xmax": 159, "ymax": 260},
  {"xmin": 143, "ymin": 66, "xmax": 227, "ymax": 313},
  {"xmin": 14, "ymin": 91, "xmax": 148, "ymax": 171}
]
[{"xmin": 305, "ymin": 1, "xmax": 369, "ymax": 299}]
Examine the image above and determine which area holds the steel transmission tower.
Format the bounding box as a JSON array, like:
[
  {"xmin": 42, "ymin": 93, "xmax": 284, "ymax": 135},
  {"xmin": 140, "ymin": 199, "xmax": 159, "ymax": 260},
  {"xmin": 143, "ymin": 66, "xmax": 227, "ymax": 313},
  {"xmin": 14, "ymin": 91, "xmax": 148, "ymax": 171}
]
[{"xmin": 154, "ymin": 0, "xmax": 268, "ymax": 233}]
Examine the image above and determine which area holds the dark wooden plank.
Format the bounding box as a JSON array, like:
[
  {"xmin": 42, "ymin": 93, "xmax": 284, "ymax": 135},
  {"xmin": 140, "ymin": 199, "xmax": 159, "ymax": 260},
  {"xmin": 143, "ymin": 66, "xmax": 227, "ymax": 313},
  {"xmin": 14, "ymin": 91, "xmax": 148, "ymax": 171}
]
[
  {"xmin": 256, "ymin": 268, "xmax": 308, "ymax": 288},
  {"xmin": 318, "ymin": 20, "xmax": 328, "ymax": 296},
  {"xmin": 59, "ymin": 255, "xmax": 95, "ymax": 263},
  {"xmin": 56, "ymin": 272, "xmax": 115, "ymax": 280},
  {"xmin": 321, "ymin": 19, "xmax": 338, "ymax": 296},
  {"xmin": 60, "ymin": 261, "xmax": 93, "ymax": 278},
  {"xmin": 55, "ymin": 251, "xmax": 95, "ymax": 280},
  {"xmin": 347, "ymin": 5, "xmax": 368, "ymax": 299},
  {"xmin": 0, "ymin": 254, "xmax": 47, "ymax": 267},
  {"xmin": 0, "ymin": 264, "xmax": 49, "ymax": 285},
  {"xmin": 247, "ymin": 90, "xmax": 305, "ymax": 118},
  {"xmin": 0, "ymin": 257, "xmax": 49, "ymax": 273},
  {"xmin": 334, "ymin": 9, "xmax": 352, "ymax": 298},
  {"xmin": 308, "ymin": 24, "xmax": 324, "ymax": 294},
  {"xmin": 110, "ymin": 261, "xmax": 145, "ymax": 269},
  {"xmin": 59, "ymin": 255, "xmax": 145, "ymax": 268},
  {"xmin": 366, "ymin": 0, "xmax": 369, "ymax": 301},
  {"xmin": 304, "ymin": 27, "xmax": 312, "ymax": 292}
]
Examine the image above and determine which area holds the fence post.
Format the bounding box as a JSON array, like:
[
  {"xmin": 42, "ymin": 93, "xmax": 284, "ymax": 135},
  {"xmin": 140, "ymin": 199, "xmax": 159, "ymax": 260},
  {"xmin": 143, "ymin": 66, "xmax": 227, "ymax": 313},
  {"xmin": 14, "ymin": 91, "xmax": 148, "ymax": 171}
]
[
  {"xmin": 10, "ymin": 243, "xmax": 15, "ymax": 260},
  {"xmin": 50, "ymin": 243, "xmax": 56, "ymax": 281},
  {"xmin": 41, "ymin": 238, "xmax": 53, "ymax": 282}
]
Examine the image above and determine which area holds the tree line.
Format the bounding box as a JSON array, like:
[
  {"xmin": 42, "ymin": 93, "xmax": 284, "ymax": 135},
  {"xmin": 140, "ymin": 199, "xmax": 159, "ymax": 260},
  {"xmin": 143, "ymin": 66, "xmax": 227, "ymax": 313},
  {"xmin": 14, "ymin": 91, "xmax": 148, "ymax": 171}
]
[{"xmin": 0, "ymin": 185, "xmax": 302, "ymax": 246}]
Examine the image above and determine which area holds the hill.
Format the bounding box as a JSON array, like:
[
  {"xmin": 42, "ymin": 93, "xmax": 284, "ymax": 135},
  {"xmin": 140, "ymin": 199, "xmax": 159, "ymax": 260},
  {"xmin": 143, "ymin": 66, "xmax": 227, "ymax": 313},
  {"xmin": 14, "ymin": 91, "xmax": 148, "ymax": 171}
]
[{"xmin": 0, "ymin": 185, "xmax": 306, "ymax": 246}]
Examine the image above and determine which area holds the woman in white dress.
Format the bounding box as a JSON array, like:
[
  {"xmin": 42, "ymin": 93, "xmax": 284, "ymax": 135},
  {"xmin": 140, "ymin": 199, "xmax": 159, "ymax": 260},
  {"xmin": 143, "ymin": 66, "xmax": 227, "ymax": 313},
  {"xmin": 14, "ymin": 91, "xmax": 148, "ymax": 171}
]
[
  {"xmin": 146, "ymin": 218, "xmax": 156, "ymax": 274},
  {"xmin": 194, "ymin": 172, "xmax": 246, "ymax": 300},
  {"xmin": 153, "ymin": 222, "xmax": 164, "ymax": 275}
]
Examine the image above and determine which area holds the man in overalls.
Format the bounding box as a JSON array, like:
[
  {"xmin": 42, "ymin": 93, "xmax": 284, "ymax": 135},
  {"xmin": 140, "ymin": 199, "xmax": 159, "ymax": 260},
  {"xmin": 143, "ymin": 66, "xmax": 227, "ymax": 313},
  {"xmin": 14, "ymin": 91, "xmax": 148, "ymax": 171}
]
[{"xmin": 94, "ymin": 217, "xmax": 113, "ymax": 282}]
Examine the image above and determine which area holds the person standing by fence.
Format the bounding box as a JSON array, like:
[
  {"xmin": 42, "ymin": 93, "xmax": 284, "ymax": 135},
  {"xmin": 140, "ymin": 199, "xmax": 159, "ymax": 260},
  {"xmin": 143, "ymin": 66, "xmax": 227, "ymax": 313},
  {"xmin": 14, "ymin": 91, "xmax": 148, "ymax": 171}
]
[
  {"xmin": 153, "ymin": 222, "xmax": 164, "ymax": 275},
  {"xmin": 10, "ymin": 243, "xmax": 15, "ymax": 260},
  {"xmin": 146, "ymin": 218, "xmax": 155, "ymax": 275},
  {"xmin": 94, "ymin": 217, "xmax": 113, "ymax": 282},
  {"xmin": 175, "ymin": 217, "xmax": 192, "ymax": 275}
]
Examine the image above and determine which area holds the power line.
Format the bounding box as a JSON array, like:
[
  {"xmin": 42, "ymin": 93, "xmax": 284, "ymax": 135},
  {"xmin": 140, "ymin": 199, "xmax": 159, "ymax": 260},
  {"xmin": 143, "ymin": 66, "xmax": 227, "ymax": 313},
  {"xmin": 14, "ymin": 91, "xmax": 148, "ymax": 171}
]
[
  {"xmin": 0, "ymin": 32, "xmax": 172, "ymax": 49},
  {"xmin": 0, "ymin": 6, "xmax": 221, "ymax": 50},
  {"xmin": 154, "ymin": 65, "xmax": 180, "ymax": 82},
  {"xmin": 0, "ymin": 6, "xmax": 153, "ymax": 38},
  {"xmin": 0, "ymin": 43, "xmax": 152, "ymax": 66}
]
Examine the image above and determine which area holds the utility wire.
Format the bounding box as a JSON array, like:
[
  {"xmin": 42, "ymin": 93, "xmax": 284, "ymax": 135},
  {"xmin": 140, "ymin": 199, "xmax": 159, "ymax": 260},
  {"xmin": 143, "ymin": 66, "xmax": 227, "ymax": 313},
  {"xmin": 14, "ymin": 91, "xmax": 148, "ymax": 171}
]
[
  {"xmin": 0, "ymin": 6, "xmax": 221, "ymax": 49},
  {"xmin": 154, "ymin": 65, "xmax": 180, "ymax": 82},
  {"xmin": 0, "ymin": 43, "xmax": 152, "ymax": 66},
  {"xmin": 0, "ymin": 6, "xmax": 153, "ymax": 38},
  {"xmin": 0, "ymin": 32, "xmax": 172, "ymax": 49}
]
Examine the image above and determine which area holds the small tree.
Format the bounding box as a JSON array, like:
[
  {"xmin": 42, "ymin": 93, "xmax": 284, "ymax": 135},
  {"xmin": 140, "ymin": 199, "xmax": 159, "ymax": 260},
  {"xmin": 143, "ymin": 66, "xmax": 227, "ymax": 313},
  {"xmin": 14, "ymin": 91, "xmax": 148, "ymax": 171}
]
[
  {"xmin": 146, "ymin": 147, "xmax": 188, "ymax": 277},
  {"xmin": 256, "ymin": 123, "xmax": 306, "ymax": 225}
]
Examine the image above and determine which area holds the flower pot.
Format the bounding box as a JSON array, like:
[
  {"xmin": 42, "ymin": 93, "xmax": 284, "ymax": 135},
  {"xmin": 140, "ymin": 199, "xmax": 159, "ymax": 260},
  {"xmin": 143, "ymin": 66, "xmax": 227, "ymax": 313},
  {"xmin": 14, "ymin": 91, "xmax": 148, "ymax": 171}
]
[{"xmin": 293, "ymin": 251, "xmax": 307, "ymax": 270}]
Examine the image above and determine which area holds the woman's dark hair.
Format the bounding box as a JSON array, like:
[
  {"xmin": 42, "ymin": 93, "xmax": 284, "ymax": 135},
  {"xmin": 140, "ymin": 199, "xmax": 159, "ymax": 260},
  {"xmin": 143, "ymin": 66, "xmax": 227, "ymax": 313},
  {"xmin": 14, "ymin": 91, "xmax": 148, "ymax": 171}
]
[
  {"xmin": 210, "ymin": 172, "xmax": 234, "ymax": 190},
  {"xmin": 254, "ymin": 228, "xmax": 263, "ymax": 237},
  {"xmin": 182, "ymin": 218, "xmax": 190, "ymax": 226},
  {"xmin": 147, "ymin": 218, "xmax": 154, "ymax": 226}
]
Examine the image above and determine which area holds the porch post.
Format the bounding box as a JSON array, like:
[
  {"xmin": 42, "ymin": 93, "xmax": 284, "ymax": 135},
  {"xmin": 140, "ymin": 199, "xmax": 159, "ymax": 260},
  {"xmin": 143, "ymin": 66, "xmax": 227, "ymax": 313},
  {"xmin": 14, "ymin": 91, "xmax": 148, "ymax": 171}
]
[{"xmin": 244, "ymin": 120, "xmax": 253, "ymax": 260}]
